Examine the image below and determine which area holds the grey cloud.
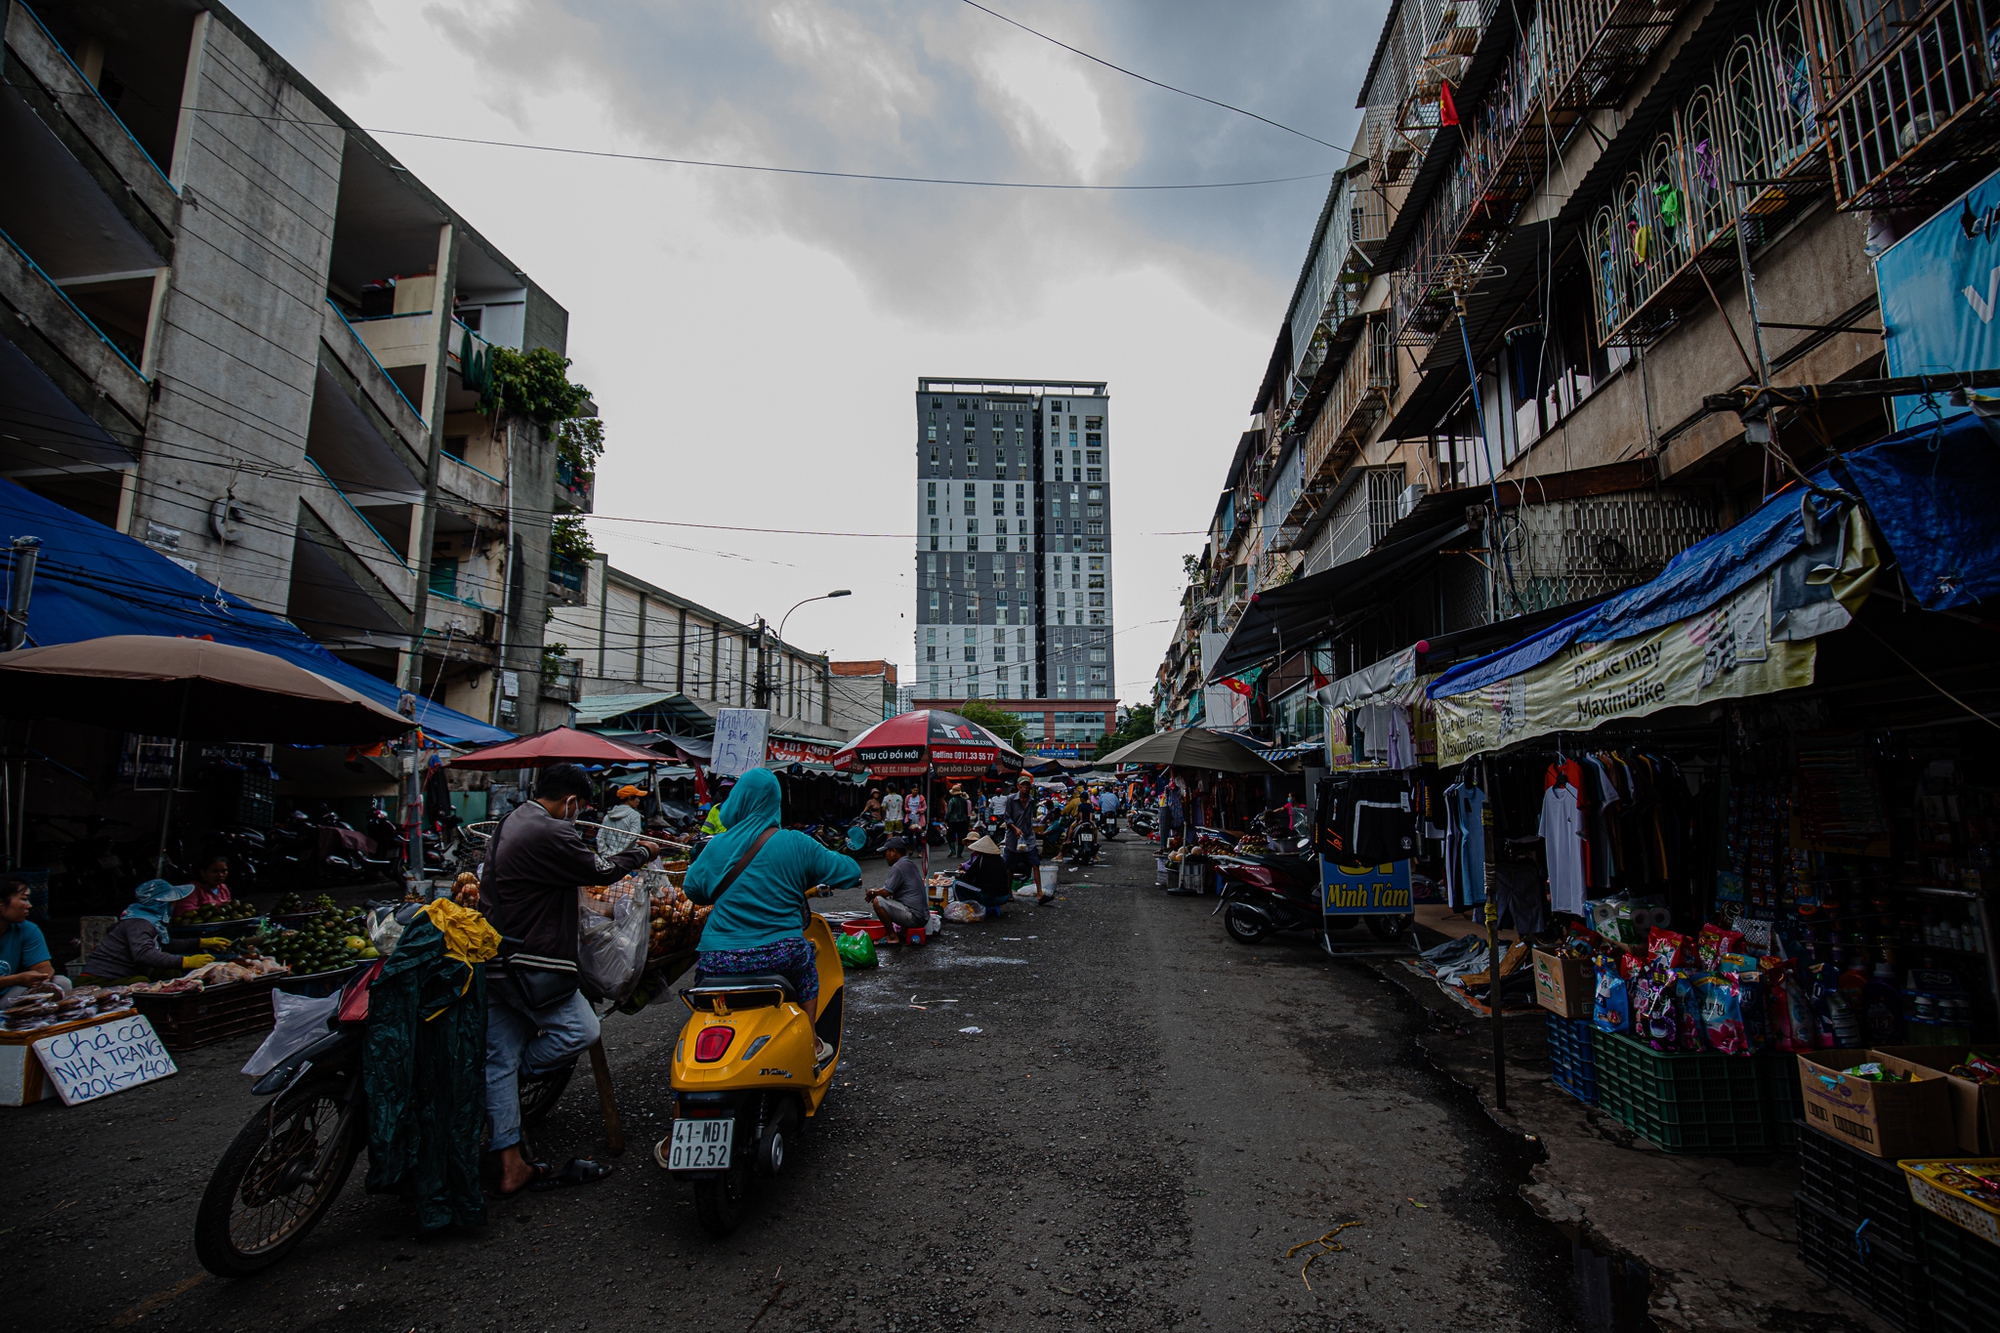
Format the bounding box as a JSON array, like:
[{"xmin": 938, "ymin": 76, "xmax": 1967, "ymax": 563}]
[{"xmin": 408, "ymin": 0, "xmax": 1373, "ymax": 325}]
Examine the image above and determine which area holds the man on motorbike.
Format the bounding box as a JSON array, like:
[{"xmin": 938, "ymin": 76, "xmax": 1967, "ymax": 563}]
[
  {"xmin": 483, "ymin": 763, "xmax": 662, "ymax": 1196},
  {"xmin": 684, "ymin": 768, "xmax": 862, "ymax": 1065}
]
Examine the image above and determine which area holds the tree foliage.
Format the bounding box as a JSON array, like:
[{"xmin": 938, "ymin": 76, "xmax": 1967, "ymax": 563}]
[
  {"xmin": 1093, "ymin": 703, "xmax": 1156, "ymax": 760},
  {"xmin": 957, "ymin": 699, "xmax": 1030, "ymax": 750}
]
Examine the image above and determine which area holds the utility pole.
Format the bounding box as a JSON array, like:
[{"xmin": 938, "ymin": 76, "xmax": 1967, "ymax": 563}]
[
  {"xmin": 754, "ymin": 617, "xmax": 770, "ymax": 709},
  {"xmin": 6, "ymin": 536, "xmax": 40, "ymax": 650}
]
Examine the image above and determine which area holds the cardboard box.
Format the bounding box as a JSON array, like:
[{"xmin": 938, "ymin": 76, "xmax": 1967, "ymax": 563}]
[
  {"xmin": 1533, "ymin": 949, "xmax": 1595, "ymax": 1018},
  {"xmin": 1875, "ymin": 1045, "xmax": 2000, "ymax": 1154},
  {"xmin": 1795, "ymin": 1048, "xmax": 1958, "ymax": 1158}
]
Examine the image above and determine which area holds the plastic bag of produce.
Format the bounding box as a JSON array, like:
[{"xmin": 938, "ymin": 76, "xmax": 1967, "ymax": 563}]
[
  {"xmin": 578, "ymin": 881, "xmax": 651, "ymax": 1003},
  {"xmin": 943, "ymin": 899, "xmax": 985, "ymax": 923},
  {"xmin": 835, "ymin": 931, "xmax": 879, "ymax": 969},
  {"xmin": 242, "ymin": 989, "xmax": 339, "ymax": 1077}
]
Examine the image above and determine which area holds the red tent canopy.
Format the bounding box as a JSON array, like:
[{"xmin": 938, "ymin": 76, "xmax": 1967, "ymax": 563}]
[
  {"xmin": 831, "ymin": 709, "xmax": 1024, "ymax": 778},
  {"xmin": 447, "ymin": 725, "xmax": 667, "ymax": 771}
]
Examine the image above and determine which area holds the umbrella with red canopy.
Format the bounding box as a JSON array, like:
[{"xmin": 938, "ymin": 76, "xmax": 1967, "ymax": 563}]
[
  {"xmin": 831, "ymin": 709, "xmax": 1024, "ymax": 778},
  {"xmin": 447, "ymin": 725, "xmax": 668, "ymax": 770}
]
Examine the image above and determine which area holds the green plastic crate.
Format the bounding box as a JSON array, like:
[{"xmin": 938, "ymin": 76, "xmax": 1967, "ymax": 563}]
[
  {"xmin": 1759, "ymin": 1048, "xmax": 1806, "ymax": 1150},
  {"xmin": 1595, "ymin": 1032, "xmax": 1775, "ymax": 1153}
]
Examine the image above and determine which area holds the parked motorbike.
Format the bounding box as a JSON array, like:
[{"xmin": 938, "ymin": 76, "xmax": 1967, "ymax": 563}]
[
  {"xmin": 361, "ymin": 806, "xmax": 448, "ymax": 878},
  {"xmin": 1129, "ymin": 809, "xmax": 1158, "ymax": 838},
  {"xmin": 659, "ymin": 904, "xmax": 845, "ymax": 1236},
  {"xmin": 1213, "ymin": 836, "xmax": 1411, "ymax": 944},
  {"xmin": 842, "ymin": 818, "xmax": 887, "ymax": 858},
  {"xmin": 194, "ymin": 945, "xmax": 572, "ymax": 1276}
]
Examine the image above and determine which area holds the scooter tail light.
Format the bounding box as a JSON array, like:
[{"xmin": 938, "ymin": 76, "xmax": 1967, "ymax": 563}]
[{"xmin": 693, "ymin": 1025, "xmax": 735, "ymax": 1062}]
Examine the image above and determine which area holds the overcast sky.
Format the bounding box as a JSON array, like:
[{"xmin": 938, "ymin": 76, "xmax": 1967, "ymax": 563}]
[{"xmin": 235, "ymin": 0, "xmax": 1376, "ymax": 704}]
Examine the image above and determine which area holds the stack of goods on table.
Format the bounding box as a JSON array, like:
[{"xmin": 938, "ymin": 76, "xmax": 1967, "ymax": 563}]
[
  {"xmin": 1166, "ymin": 833, "xmax": 1234, "ymax": 863},
  {"xmin": 3, "ymin": 984, "xmax": 137, "ymax": 1032},
  {"xmin": 250, "ymin": 898, "xmax": 375, "ymax": 975}
]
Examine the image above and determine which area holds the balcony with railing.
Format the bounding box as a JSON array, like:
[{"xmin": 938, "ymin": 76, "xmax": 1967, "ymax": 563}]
[
  {"xmin": 555, "ymin": 456, "xmax": 595, "ymax": 513},
  {"xmin": 548, "ymin": 553, "xmax": 588, "ymax": 606},
  {"xmin": 1588, "ymin": 0, "xmax": 1830, "ymax": 345},
  {"xmin": 1817, "ymin": 0, "xmax": 2000, "ymax": 211},
  {"xmin": 1274, "ymin": 316, "xmax": 1400, "ymax": 551},
  {"xmin": 1392, "ymin": 0, "xmax": 1689, "ymax": 346}
]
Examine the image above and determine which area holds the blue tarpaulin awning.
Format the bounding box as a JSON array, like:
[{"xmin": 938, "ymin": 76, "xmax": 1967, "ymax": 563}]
[
  {"xmin": 1429, "ymin": 413, "xmax": 2000, "ymax": 703},
  {"xmin": 0, "ymin": 479, "xmax": 511, "ymax": 746}
]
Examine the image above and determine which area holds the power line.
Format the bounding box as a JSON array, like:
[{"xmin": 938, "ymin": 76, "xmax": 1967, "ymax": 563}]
[
  {"xmin": 959, "ymin": 0, "xmax": 1363, "ymax": 161},
  {"xmin": 364, "ymin": 128, "xmax": 1328, "ymax": 191}
]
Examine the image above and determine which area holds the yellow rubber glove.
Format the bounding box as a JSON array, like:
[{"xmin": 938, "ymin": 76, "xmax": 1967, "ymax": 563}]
[
  {"xmin": 180, "ymin": 953, "xmax": 215, "ymax": 969},
  {"xmin": 199, "ymin": 937, "xmax": 231, "ymax": 951}
]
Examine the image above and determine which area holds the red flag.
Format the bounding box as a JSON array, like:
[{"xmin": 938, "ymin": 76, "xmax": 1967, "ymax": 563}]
[
  {"xmin": 1311, "ymin": 669, "xmax": 1331, "ymax": 691},
  {"xmin": 1440, "ymin": 80, "xmax": 1459, "ymax": 127},
  {"xmin": 1222, "ymin": 676, "xmax": 1256, "ymax": 697}
]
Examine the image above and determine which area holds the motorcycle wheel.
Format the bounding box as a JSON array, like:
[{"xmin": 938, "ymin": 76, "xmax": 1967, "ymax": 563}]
[
  {"xmin": 519, "ymin": 1061, "xmax": 575, "ymax": 1127},
  {"xmin": 1223, "ymin": 902, "xmax": 1271, "ymax": 945},
  {"xmin": 692, "ymin": 1160, "xmax": 751, "ymax": 1237},
  {"xmin": 1366, "ymin": 913, "xmax": 1414, "ymax": 941},
  {"xmin": 194, "ymin": 1074, "xmax": 362, "ymax": 1278}
]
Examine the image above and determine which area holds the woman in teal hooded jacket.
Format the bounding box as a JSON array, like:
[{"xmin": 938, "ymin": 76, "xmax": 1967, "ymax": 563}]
[{"xmin": 683, "ymin": 768, "xmax": 861, "ymax": 1009}]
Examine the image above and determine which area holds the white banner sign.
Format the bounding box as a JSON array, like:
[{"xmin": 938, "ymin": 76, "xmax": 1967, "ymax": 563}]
[
  {"xmin": 35, "ymin": 1015, "xmax": 177, "ymax": 1105},
  {"xmin": 710, "ymin": 708, "xmax": 772, "ymax": 777}
]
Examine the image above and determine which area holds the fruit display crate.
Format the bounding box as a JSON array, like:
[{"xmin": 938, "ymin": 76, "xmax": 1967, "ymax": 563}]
[
  {"xmin": 1796, "ymin": 1122, "xmax": 1930, "ymax": 1255},
  {"xmin": 133, "ymin": 976, "xmax": 285, "ymax": 1052},
  {"xmin": 1793, "ymin": 1193, "xmax": 1933, "ymax": 1333},
  {"xmin": 1917, "ymin": 1212, "xmax": 2000, "ymax": 1333},
  {"xmin": 1544, "ymin": 1012, "xmax": 1599, "ymax": 1105},
  {"xmin": 1594, "ymin": 1031, "xmax": 1775, "ymax": 1153}
]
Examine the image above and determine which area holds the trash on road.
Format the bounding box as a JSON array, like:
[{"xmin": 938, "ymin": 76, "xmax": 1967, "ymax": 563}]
[
  {"xmin": 958, "ymin": 1026, "xmax": 982, "ymax": 1034},
  {"xmin": 1285, "ymin": 1220, "xmax": 1363, "ymax": 1290}
]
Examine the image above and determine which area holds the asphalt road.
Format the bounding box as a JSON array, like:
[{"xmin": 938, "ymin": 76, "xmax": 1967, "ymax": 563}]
[{"xmin": 8, "ymin": 834, "xmax": 1586, "ymax": 1333}]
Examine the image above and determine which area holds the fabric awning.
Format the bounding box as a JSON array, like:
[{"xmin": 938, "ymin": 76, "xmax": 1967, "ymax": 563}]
[
  {"xmin": 1204, "ymin": 518, "xmax": 1471, "ymax": 683},
  {"xmin": 0, "ymin": 479, "xmax": 508, "ymax": 746},
  {"xmin": 1420, "ymin": 414, "xmax": 1998, "ymax": 763}
]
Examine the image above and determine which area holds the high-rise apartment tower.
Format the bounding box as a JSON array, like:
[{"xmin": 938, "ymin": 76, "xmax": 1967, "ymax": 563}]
[{"xmin": 914, "ymin": 378, "xmax": 1114, "ymax": 709}]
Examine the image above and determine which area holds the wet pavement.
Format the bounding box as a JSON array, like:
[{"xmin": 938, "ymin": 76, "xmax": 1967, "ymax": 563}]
[{"xmin": 8, "ymin": 835, "xmax": 1596, "ymax": 1332}]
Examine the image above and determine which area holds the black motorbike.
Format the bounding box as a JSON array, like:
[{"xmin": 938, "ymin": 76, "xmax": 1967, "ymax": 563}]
[
  {"xmin": 194, "ymin": 950, "xmax": 575, "ymax": 1277},
  {"xmin": 1213, "ymin": 835, "xmax": 1409, "ymax": 944},
  {"xmin": 1062, "ymin": 811, "xmax": 1103, "ymax": 868},
  {"xmin": 1129, "ymin": 809, "xmax": 1158, "ymax": 838}
]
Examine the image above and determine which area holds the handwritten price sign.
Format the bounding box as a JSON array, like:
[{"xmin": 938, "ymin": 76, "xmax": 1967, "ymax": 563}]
[{"xmin": 34, "ymin": 1015, "xmax": 177, "ymax": 1105}]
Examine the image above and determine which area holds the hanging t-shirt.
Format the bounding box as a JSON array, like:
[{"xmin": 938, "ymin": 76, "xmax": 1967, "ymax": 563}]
[
  {"xmin": 1539, "ymin": 779, "xmax": 1588, "ymax": 916},
  {"xmin": 1383, "ymin": 706, "xmax": 1417, "ymax": 770},
  {"xmin": 1444, "ymin": 781, "xmax": 1487, "ymax": 908}
]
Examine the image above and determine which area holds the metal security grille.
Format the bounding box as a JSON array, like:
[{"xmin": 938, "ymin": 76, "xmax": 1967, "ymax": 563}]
[{"xmin": 1494, "ymin": 488, "xmax": 1719, "ymax": 617}]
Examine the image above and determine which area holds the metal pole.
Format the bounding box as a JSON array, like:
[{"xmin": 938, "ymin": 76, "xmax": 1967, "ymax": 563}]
[
  {"xmin": 6, "ymin": 535, "xmax": 41, "ymax": 650},
  {"xmin": 1481, "ymin": 758, "xmax": 1506, "ymax": 1110}
]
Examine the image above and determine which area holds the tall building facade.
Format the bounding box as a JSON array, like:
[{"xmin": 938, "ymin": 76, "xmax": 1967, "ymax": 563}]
[{"xmin": 914, "ymin": 378, "xmax": 1115, "ymax": 710}]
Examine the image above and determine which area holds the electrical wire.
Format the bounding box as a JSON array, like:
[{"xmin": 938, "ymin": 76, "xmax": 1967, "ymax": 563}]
[{"xmin": 957, "ymin": 0, "xmax": 1363, "ymax": 160}]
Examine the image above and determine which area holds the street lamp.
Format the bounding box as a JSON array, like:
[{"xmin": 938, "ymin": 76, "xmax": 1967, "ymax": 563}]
[{"xmin": 758, "ymin": 590, "xmax": 852, "ymax": 710}]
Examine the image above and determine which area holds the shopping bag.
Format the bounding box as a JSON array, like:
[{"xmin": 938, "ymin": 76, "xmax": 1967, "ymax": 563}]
[
  {"xmin": 835, "ymin": 931, "xmax": 879, "ymax": 969},
  {"xmin": 578, "ymin": 879, "xmax": 651, "ymax": 1003},
  {"xmin": 242, "ymin": 989, "xmax": 339, "ymax": 1077}
]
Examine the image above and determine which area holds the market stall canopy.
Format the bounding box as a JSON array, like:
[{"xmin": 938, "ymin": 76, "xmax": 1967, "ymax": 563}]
[
  {"xmin": 1203, "ymin": 518, "xmax": 1471, "ymax": 683},
  {"xmin": 830, "ymin": 709, "xmax": 1024, "ymax": 778},
  {"xmin": 448, "ymin": 726, "xmax": 668, "ymax": 770},
  {"xmin": 571, "ymin": 692, "xmax": 718, "ymax": 734},
  {"xmin": 1028, "ymin": 756, "xmax": 1097, "ymax": 774},
  {"xmin": 1097, "ymin": 727, "xmax": 1283, "ymax": 774},
  {"xmin": 0, "ymin": 479, "xmax": 508, "ymax": 746},
  {"xmin": 1423, "ymin": 413, "xmax": 2000, "ymax": 764},
  {"xmin": 0, "ymin": 636, "xmax": 414, "ymax": 743}
]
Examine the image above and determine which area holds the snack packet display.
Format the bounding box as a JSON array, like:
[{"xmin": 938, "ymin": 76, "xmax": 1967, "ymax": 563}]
[
  {"xmin": 1947, "ymin": 1051, "xmax": 2000, "ymax": 1084},
  {"xmin": 1697, "ymin": 974, "xmax": 1750, "ymax": 1054},
  {"xmin": 1593, "ymin": 962, "xmax": 1631, "ymax": 1034},
  {"xmin": 1673, "ymin": 972, "xmax": 1707, "ymax": 1051},
  {"xmin": 1634, "ymin": 966, "xmax": 1681, "ymax": 1051},
  {"xmin": 1697, "ymin": 923, "xmax": 1747, "ymax": 968},
  {"xmin": 1648, "ymin": 929, "xmax": 1696, "ymax": 968},
  {"xmin": 1842, "ymin": 1062, "xmax": 1918, "ymax": 1082}
]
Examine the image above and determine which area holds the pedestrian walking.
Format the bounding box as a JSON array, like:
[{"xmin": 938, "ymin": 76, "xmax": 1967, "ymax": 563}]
[{"xmin": 944, "ymin": 785, "xmax": 971, "ymax": 852}]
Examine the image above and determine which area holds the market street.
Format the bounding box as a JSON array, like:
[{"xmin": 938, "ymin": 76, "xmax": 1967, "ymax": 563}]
[{"xmin": 7, "ymin": 836, "xmax": 1579, "ymax": 1333}]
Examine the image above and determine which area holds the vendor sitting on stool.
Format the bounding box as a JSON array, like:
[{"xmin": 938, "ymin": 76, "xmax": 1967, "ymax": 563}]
[
  {"xmin": 867, "ymin": 837, "xmax": 929, "ymax": 935},
  {"xmin": 172, "ymin": 854, "xmax": 233, "ymax": 919},
  {"xmin": 80, "ymin": 879, "xmax": 231, "ymax": 982},
  {"xmin": 953, "ymin": 836, "xmax": 1014, "ymax": 917}
]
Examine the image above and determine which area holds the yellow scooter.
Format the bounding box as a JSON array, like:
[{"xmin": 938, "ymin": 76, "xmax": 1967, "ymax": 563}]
[{"xmin": 658, "ymin": 906, "xmax": 845, "ymax": 1235}]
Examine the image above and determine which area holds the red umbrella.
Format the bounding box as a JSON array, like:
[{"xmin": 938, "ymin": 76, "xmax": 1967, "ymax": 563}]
[
  {"xmin": 831, "ymin": 709, "xmax": 1025, "ymax": 778},
  {"xmin": 447, "ymin": 725, "xmax": 667, "ymax": 770}
]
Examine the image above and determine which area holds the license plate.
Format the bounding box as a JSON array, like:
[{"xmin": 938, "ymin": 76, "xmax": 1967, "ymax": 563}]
[{"xmin": 667, "ymin": 1117, "xmax": 733, "ymax": 1171}]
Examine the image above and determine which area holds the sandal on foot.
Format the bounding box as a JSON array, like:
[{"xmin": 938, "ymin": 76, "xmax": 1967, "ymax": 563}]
[
  {"xmin": 495, "ymin": 1159, "xmax": 554, "ymax": 1198},
  {"xmin": 532, "ymin": 1157, "xmax": 614, "ymax": 1190}
]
